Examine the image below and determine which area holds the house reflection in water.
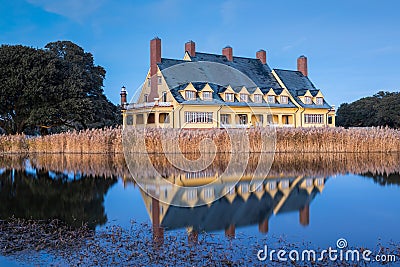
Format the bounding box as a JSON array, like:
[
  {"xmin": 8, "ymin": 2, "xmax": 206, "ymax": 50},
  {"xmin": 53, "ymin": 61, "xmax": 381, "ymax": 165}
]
[{"xmin": 136, "ymin": 172, "xmax": 327, "ymax": 244}]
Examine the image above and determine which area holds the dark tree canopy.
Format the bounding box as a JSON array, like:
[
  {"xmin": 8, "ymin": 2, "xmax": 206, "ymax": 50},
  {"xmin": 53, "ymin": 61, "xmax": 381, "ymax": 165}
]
[
  {"xmin": 336, "ymin": 91, "xmax": 400, "ymax": 128},
  {"xmin": 0, "ymin": 41, "xmax": 121, "ymax": 134}
]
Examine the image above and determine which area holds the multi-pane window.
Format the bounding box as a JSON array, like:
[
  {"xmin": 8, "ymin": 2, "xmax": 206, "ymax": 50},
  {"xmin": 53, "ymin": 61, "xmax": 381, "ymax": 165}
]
[
  {"xmin": 186, "ymin": 189, "xmax": 197, "ymax": 201},
  {"xmin": 240, "ymin": 93, "xmax": 248, "ymax": 102},
  {"xmin": 266, "ymin": 114, "xmax": 273, "ymax": 124},
  {"xmin": 157, "ymin": 76, "xmax": 162, "ymax": 84},
  {"xmin": 267, "ymin": 95, "xmax": 275, "ymax": 103},
  {"xmin": 225, "ymin": 93, "xmax": 234, "ymax": 102},
  {"xmin": 304, "ymin": 96, "xmax": 312, "ymax": 104},
  {"xmin": 254, "ymin": 94, "xmax": 263, "ymax": 103},
  {"xmin": 268, "ymin": 181, "xmax": 276, "ymax": 190},
  {"xmin": 202, "ymin": 91, "xmax": 212, "ymax": 100},
  {"xmin": 258, "ymin": 114, "xmax": 264, "ymax": 125},
  {"xmin": 126, "ymin": 115, "xmax": 133, "ymax": 125},
  {"xmin": 220, "ymin": 114, "xmax": 230, "ymax": 125},
  {"xmin": 185, "ymin": 90, "xmax": 196, "ymax": 100},
  {"xmin": 239, "ymin": 114, "xmax": 248, "ymax": 125},
  {"xmin": 316, "ymin": 97, "xmax": 323, "ymax": 105},
  {"xmin": 136, "ymin": 114, "xmax": 144, "ymax": 124},
  {"xmin": 280, "ymin": 95, "xmax": 288, "ymax": 104},
  {"xmin": 185, "ymin": 112, "xmax": 213, "ymax": 123},
  {"xmin": 304, "ymin": 114, "xmax": 324, "ymax": 124},
  {"xmin": 203, "ymin": 188, "xmax": 214, "ymax": 199}
]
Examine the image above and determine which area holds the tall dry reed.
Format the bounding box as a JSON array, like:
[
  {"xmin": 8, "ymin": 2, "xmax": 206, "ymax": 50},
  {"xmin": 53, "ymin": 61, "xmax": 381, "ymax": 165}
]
[
  {"xmin": 1, "ymin": 152, "xmax": 399, "ymax": 179},
  {"xmin": 1, "ymin": 126, "xmax": 400, "ymax": 154}
]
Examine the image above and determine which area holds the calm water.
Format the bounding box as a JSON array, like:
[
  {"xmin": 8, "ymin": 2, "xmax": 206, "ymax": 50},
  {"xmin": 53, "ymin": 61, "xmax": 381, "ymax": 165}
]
[{"xmin": 0, "ymin": 154, "xmax": 399, "ymax": 266}]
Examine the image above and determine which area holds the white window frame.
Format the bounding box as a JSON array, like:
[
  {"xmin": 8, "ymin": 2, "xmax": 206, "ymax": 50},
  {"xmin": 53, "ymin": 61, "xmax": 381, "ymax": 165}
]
[
  {"xmin": 185, "ymin": 112, "xmax": 213, "ymax": 123},
  {"xmin": 202, "ymin": 91, "xmax": 212, "ymax": 100},
  {"xmin": 144, "ymin": 94, "xmax": 148, "ymax": 102},
  {"xmin": 225, "ymin": 93, "xmax": 234, "ymax": 102},
  {"xmin": 316, "ymin": 97, "xmax": 323, "ymax": 105},
  {"xmin": 254, "ymin": 94, "xmax": 262, "ymax": 103},
  {"xmin": 304, "ymin": 114, "xmax": 324, "ymax": 124},
  {"xmin": 240, "ymin": 93, "xmax": 248, "ymax": 102},
  {"xmin": 280, "ymin": 95, "xmax": 288, "ymax": 104},
  {"xmin": 220, "ymin": 114, "xmax": 230, "ymax": 125},
  {"xmin": 304, "ymin": 96, "xmax": 312, "ymax": 104},
  {"xmin": 267, "ymin": 95, "xmax": 275, "ymax": 103},
  {"xmin": 157, "ymin": 76, "xmax": 162, "ymax": 84},
  {"xmin": 185, "ymin": 90, "xmax": 196, "ymax": 100}
]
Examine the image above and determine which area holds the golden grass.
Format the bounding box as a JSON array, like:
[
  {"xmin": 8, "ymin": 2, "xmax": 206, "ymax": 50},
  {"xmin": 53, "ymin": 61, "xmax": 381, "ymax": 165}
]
[
  {"xmin": 1, "ymin": 152, "xmax": 399, "ymax": 179},
  {"xmin": 1, "ymin": 126, "xmax": 400, "ymax": 154}
]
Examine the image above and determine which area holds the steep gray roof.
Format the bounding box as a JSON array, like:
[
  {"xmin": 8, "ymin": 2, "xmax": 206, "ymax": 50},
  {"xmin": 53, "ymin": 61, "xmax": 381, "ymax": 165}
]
[
  {"xmin": 156, "ymin": 54, "xmax": 330, "ymax": 109},
  {"xmin": 190, "ymin": 52, "xmax": 281, "ymax": 89},
  {"xmin": 158, "ymin": 58, "xmax": 259, "ymax": 90},
  {"xmin": 273, "ymin": 69, "xmax": 317, "ymax": 94},
  {"xmin": 273, "ymin": 69, "xmax": 332, "ymax": 109}
]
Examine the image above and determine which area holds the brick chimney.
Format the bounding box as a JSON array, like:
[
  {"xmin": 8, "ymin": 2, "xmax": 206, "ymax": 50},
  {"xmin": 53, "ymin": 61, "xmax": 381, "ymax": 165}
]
[
  {"xmin": 297, "ymin": 55, "xmax": 308, "ymax": 76},
  {"xmin": 185, "ymin": 40, "xmax": 196, "ymax": 57},
  {"xmin": 222, "ymin": 46, "xmax": 233, "ymax": 61},
  {"xmin": 256, "ymin": 49, "xmax": 267, "ymax": 64},
  {"xmin": 120, "ymin": 86, "xmax": 127, "ymax": 108},
  {"xmin": 299, "ymin": 205, "xmax": 310, "ymax": 226},
  {"xmin": 149, "ymin": 37, "xmax": 161, "ymax": 101}
]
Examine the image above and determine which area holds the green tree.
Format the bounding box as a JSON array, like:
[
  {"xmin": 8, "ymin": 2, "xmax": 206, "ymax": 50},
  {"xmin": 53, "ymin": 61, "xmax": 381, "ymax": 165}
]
[
  {"xmin": 336, "ymin": 91, "xmax": 400, "ymax": 128},
  {"xmin": 0, "ymin": 41, "xmax": 121, "ymax": 135}
]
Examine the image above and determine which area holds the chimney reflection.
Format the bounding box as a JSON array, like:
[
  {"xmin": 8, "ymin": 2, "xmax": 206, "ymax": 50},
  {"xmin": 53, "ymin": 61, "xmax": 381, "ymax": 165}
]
[
  {"xmin": 299, "ymin": 205, "xmax": 310, "ymax": 226},
  {"xmin": 151, "ymin": 197, "xmax": 164, "ymax": 246},
  {"xmin": 258, "ymin": 219, "xmax": 269, "ymax": 234},
  {"xmin": 187, "ymin": 229, "xmax": 199, "ymax": 245},
  {"xmin": 225, "ymin": 224, "xmax": 235, "ymax": 238}
]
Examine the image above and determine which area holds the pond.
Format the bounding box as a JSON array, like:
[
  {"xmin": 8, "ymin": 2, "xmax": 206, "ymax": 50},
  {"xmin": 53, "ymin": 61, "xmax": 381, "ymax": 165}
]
[{"xmin": 0, "ymin": 153, "xmax": 399, "ymax": 266}]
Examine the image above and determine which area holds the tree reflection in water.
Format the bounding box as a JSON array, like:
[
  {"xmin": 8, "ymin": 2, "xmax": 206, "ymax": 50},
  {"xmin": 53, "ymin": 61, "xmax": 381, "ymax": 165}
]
[{"xmin": 0, "ymin": 162, "xmax": 117, "ymax": 229}]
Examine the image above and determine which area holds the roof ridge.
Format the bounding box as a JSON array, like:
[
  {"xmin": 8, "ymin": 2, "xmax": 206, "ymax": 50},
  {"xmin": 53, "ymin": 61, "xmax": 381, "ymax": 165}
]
[
  {"xmin": 274, "ymin": 68, "xmax": 300, "ymax": 72},
  {"xmin": 195, "ymin": 51, "xmax": 260, "ymax": 61}
]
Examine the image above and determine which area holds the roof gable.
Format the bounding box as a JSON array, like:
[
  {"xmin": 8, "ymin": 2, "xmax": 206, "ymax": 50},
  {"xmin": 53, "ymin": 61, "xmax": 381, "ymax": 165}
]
[{"xmin": 273, "ymin": 69, "xmax": 317, "ymax": 95}]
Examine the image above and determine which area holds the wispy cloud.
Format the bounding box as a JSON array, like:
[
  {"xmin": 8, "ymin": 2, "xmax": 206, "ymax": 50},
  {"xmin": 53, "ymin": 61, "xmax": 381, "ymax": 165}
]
[
  {"xmin": 369, "ymin": 45, "xmax": 399, "ymax": 55},
  {"xmin": 220, "ymin": 0, "xmax": 238, "ymax": 25},
  {"xmin": 282, "ymin": 37, "xmax": 307, "ymax": 51},
  {"xmin": 26, "ymin": 0, "xmax": 106, "ymax": 23}
]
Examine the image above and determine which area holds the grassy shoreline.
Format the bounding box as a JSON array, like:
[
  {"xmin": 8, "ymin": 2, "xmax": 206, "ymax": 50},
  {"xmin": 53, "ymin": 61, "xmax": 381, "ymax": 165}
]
[{"xmin": 1, "ymin": 127, "xmax": 400, "ymax": 154}]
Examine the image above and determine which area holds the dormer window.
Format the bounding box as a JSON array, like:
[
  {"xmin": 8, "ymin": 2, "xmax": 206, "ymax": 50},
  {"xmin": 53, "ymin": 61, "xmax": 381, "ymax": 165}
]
[
  {"xmin": 254, "ymin": 94, "xmax": 262, "ymax": 103},
  {"xmin": 304, "ymin": 96, "xmax": 312, "ymax": 104},
  {"xmin": 185, "ymin": 90, "xmax": 196, "ymax": 100},
  {"xmin": 240, "ymin": 93, "xmax": 248, "ymax": 102},
  {"xmin": 202, "ymin": 91, "xmax": 212, "ymax": 100},
  {"xmin": 316, "ymin": 97, "xmax": 323, "ymax": 105},
  {"xmin": 225, "ymin": 93, "xmax": 234, "ymax": 102},
  {"xmin": 280, "ymin": 95, "xmax": 288, "ymax": 104},
  {"xmin": 267, "ymin": 95, "xmax": 275, "ymax": 103}
]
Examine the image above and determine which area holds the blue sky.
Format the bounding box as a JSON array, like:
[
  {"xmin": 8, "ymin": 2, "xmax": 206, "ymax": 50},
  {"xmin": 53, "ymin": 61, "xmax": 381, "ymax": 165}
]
[{"xmin": 1, "ymin": 0, "xmax": 399, "ymax": 107}]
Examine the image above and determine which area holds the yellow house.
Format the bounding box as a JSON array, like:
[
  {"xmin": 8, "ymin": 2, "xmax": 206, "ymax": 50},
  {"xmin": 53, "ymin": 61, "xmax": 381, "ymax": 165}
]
[{"xmin": 121, "ymin": 38, "xmax": 335, "ymax": 129}]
